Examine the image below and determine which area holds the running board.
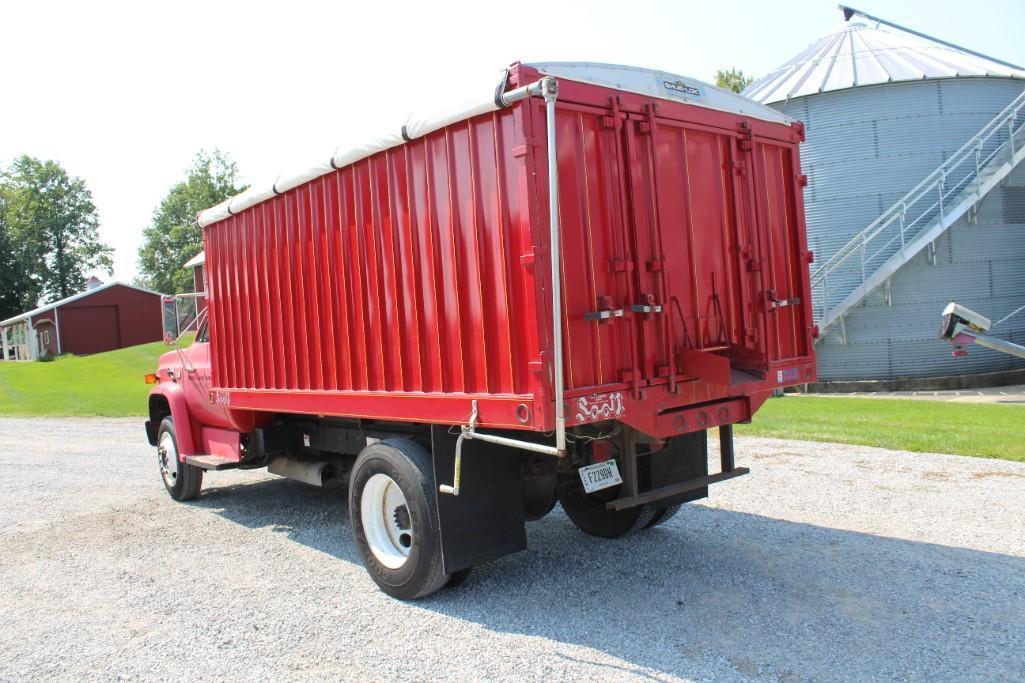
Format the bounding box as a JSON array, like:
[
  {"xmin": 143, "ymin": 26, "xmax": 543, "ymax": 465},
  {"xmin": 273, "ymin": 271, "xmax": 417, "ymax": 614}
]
[
  {"xmin": 185, "ymin": 455, "xmax": 240, "ymax": 470},
  {"xmin": 606, "ymin": 468, "xmax": 750, "ymax": 510}
]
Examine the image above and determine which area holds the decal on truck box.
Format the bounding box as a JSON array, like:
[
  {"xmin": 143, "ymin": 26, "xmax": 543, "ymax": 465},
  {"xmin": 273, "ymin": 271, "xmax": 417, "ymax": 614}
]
[
  {"xmin": 776, "ymin": 367, "xmax": 799, "ymax": 384},
  {"xmin": 574, "ymin": 392, "xmax": 625, "ymax": 424}
]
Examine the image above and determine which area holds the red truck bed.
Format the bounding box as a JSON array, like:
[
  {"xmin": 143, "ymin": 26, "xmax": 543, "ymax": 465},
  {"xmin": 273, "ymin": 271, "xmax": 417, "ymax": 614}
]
[{"xmin": 202, "ymin": 63, "xmax": 815, "ymax": 438}]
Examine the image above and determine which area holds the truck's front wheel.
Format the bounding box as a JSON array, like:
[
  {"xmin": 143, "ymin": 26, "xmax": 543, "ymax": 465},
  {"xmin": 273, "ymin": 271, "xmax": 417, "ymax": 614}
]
[
  {"xmin": 349, "ymin": 439, "xmax": 449, "ymax": 600},
  {"xmin": 156, "ymin": 417, "xmax": 203, "ymax": 501}
]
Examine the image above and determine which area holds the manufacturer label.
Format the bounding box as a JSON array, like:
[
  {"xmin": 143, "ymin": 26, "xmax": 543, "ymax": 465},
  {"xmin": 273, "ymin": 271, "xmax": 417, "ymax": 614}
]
[
  {"xmin": 574, "ymin": 391, "xmax": 625, "ymax": 424},
  {"xmin": 662, "ymin": 79, "xmax": 703, "ymax": 100},
  {"xmin": 210, "ymin": 390, "xmax": 231, "ymax": 406}
]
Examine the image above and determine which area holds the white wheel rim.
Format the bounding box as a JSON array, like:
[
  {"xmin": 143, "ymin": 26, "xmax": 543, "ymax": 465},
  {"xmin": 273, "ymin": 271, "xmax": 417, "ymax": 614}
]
[
  {"xmin": 158, "ymin": 431, "xmax": 179, "ymax": 488},
  {"xmin": 360, "ymin": 473, "xmax": 413, "ymax": 570}
]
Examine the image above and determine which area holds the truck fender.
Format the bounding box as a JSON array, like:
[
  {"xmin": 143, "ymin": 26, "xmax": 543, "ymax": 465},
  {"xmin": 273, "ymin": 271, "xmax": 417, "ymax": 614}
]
[{"xmin": 146, "ymin": 384, "xmax": 199, "ymax": 458}]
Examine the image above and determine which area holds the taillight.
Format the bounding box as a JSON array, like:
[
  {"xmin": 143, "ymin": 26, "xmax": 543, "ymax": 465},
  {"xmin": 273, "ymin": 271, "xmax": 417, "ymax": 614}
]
[{"xmin": 591, "ymin": 440, "xmax": 611, "ymax": 463}]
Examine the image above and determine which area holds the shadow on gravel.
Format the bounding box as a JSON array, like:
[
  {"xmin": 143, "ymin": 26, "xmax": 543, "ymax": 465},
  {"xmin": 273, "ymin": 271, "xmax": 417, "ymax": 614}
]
[
  {"xmin": 192, "ymin": 477, "xmax": 1025, "ymax": 681},
  {"xmin": 190, "ymin": 477, "xmax": 361, "ymax": 563}
]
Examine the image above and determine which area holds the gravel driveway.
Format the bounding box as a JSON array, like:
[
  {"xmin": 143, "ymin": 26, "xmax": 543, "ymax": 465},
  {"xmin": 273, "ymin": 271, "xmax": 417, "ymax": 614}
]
[{"xmin": 1, "ymin": 418, "xmax": 1024, "ymax": 682}]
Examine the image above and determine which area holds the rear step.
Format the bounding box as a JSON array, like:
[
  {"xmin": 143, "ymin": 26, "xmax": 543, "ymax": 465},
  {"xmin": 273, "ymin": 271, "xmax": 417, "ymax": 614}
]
[
  {"xmin": 185, "ymin": 455, "xmax": 240, "ymax": 470},
  {"xmin": 607, "ymin": 423, "xmax": 747, "ymax": 510},
  {"xmin": 606, "ymin": 468, "xmax": 750, "ymax": 510}
]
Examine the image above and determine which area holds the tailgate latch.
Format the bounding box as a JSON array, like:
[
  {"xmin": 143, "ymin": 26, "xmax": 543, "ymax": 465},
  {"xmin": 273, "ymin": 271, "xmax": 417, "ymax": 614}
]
[
  {"xmin": 584, "ymin": 295, "xmax": 624, "ymax": 322},
  {"xmin": 630, "ymin": 293, "xmax": 663, "ymax": 315},
  {"xmin": 766, "ymin": 289, "xmax": 801, "ymax": 310}
]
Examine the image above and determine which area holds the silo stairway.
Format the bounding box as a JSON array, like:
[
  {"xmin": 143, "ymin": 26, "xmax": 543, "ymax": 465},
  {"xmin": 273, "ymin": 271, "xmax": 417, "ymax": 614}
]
[{"xmin": 810, "ymin": 88, "xmax": 1025, "ymax": 336}]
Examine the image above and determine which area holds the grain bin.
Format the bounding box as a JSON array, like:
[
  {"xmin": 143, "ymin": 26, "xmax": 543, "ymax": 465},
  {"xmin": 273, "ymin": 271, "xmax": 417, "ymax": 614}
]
[{"xmin": 745, "ymin": 6, "xmax": 1025, "ymax": 381}]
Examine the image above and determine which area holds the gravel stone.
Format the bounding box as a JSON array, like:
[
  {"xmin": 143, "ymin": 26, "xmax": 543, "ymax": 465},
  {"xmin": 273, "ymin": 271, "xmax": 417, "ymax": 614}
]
[{"xmin": 1, "ymin": 417, "xmax": 1023, "ymax": 681}]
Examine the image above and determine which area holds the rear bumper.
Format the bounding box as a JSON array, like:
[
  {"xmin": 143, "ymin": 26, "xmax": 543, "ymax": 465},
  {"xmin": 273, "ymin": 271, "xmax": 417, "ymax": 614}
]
[
  {"xmin": 618, "ymin": 394, "xmax": 765, "ymax": 441},
  {"xmin": 568, "ymin": 359, "xmax": 815, "ymax": 439}
]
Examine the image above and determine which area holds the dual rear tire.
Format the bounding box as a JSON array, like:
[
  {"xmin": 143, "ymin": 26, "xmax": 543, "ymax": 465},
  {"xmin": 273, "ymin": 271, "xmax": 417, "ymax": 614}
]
[{"xmin": 558, "ymin": 473, "xmax": 678, "ymax": 537}]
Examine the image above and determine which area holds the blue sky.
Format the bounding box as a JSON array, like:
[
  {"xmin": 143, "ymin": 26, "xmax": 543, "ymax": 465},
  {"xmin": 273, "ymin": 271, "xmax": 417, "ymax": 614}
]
[{"xmin": 1, "ymin": 0, "xmax": 1022, "ymax": 283}]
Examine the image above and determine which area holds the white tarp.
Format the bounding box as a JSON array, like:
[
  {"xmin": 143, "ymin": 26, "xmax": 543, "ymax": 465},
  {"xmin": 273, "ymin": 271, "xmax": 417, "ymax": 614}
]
[
  {"xmin": 197, "ymin": 62, "xmax": 792, "ymax": 228},
  {"xmin": 329, "ymin": 130, "xmax": 407, "ymax": 171},
  {"xmin": 530, "ymin": 62, "xmax": 790, "ymax": 124}
]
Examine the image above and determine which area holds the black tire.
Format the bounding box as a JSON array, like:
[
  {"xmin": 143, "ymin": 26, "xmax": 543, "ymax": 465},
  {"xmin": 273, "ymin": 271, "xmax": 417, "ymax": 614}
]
[
  {"xmin": 646, "ymin": 504, "xmax": 682, "ymax": 529},
  {"xmin": 558, "ymin": 472, "xmax": 656, "ymax": 538},
  {"xmin": 156, "ymin": 417, "xmax": 203, "ymax": 501},
  {"xmin": 523, "ymin": 474, "xmax": 559, "ymax": 521},
  {"xmin": 349, "ymin": 439, "xmax": 449, "ymax": 600},
  {"xmin": 444, "ymin": 567, "xmax": 473, "ymax": 589}
]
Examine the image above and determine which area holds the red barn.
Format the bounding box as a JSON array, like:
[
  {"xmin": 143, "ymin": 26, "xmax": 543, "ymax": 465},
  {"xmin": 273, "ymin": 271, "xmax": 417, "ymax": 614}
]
[{"xmin": 0, "ymin": 280, "xmax": 164, "ymax": 361}]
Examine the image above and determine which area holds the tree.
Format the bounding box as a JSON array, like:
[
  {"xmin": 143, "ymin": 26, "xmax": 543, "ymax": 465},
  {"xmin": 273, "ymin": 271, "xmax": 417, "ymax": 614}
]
[
  {"xmin": 0, "ymin": 156, "xmax": 112, "ymax": 309},
  {"xmin": 715, "ymin": 68, "xmax": 755, "ymax": 94},
  {"xmin": 138, "ymin": 150, "xmax": 247, "ymax": 295},
  {"xmin": 0, "ymin": 188, "xmax": 24, "ymax": 320}
]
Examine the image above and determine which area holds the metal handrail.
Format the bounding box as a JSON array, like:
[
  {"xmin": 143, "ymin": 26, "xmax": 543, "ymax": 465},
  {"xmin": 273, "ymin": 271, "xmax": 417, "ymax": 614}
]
[{"xmin": 810, "ymin": 88, "xmax": 1025, "ymax": 321}]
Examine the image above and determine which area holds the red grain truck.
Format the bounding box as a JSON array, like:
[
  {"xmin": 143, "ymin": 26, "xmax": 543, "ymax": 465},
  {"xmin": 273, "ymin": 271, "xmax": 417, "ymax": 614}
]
[{"xmin": 145, "ymin": 62, "xmax": 816, "ymax": 599}]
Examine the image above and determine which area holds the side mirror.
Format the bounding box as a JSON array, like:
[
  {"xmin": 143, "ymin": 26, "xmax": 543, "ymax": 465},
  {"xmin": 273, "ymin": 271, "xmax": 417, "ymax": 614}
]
[{"xmin": 161, "ymin": 296, "xmax": 179, "ymax": 345}]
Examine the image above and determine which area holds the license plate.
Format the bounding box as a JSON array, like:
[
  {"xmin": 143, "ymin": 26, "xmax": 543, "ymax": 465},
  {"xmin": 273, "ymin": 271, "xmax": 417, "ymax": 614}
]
[{"xmin": 578, "ymin": 460, "xmax": 623, "ymax": 494}]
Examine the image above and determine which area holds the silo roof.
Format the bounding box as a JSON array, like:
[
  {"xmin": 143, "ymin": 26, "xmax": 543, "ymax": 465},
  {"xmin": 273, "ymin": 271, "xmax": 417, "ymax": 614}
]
[{"xmin": 744, "ymin": 6, "xmax": 1025, "ymax": 104}]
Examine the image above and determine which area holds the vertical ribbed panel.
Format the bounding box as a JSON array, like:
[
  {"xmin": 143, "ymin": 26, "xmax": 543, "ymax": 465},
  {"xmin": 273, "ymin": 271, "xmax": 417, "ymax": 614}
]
[
  {"xmin": 756, "ymin": 140, "xmax": 808, "ymax": 362},
  {"xmin": 551, "ymin": 103, "xmax": 633, "ymax": 390},
  {"xmin": 207, "ymin": 107, "xmax": 540, "ymax": 396}
]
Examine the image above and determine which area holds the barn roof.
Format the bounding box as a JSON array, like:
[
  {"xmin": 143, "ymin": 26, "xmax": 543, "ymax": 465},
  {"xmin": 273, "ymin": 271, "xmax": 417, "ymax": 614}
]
[
  {"xmin": 743, "ymin": 5, "xmax": 1025, "ymax": 105},
  {"xmin": 196, "ymin": 61, "xmax": 791, "ymax": 229},
  {"xmin": 0, "ymin": 281, "xmax": 164, "ymax": 327}
]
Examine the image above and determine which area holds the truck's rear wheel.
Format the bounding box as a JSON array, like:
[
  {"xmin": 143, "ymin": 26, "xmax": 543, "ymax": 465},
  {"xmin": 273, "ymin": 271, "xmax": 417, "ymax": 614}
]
[
  {"xmin": 444, "ymin": 567, "xmax": 473, "ymax": 589},
  {"xmin": 156, "ymin": 417, "xmax": 203, "ymax": 501},
  {"xmin": 558, "ymin": 473, "xmax": 656, "ymax": 538},
  {"xmin": 645, "ymin": 504, "xmax": 682, "ymax": 528},
  {"xmin": 349, "ymin": 439, "xmax": 449, "ymax": 600}
]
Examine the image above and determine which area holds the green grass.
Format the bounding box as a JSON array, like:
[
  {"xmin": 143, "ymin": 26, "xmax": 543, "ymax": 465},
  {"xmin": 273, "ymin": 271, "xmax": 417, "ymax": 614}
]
[
  {"xmin": 738, "ymin": 395, "xmax": 1025, "ymax": 462},
  {"xmin": 3, "ymin": 341, "xmax": 1024, "ymax": 462},
  {"xmin": 0, "ymin": 341, "xmax": 175, "ymax": 417}
]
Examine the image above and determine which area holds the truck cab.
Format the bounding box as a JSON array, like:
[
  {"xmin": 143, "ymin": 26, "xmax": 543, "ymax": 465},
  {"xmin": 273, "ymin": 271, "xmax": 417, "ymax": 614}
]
[{"xmin": 145, "ymin": 315, "xmax": 268, "ymax": 495}]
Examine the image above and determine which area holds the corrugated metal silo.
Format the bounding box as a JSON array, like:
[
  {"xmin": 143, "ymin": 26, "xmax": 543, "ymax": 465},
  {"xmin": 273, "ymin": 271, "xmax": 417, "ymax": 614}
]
[{"xmin": 745, "ymin": 7, "xmax": 1025, "ymax": 381}]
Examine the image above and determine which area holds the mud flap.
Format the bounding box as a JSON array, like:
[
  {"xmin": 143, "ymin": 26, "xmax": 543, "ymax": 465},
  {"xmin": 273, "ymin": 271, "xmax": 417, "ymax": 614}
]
[
  {"xmin": 647, "ymin": 431, "xmax": 709, "ymax": 506},
  {"xmin": 430, "ymin": 426, "xmax": 529, "ymax": 574}
]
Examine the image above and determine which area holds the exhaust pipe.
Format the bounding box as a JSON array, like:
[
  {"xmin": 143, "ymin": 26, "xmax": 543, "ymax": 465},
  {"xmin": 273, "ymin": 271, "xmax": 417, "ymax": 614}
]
[{"xmin": 268, "ymin": 457, "xmax": 334, "ymax": 487}]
